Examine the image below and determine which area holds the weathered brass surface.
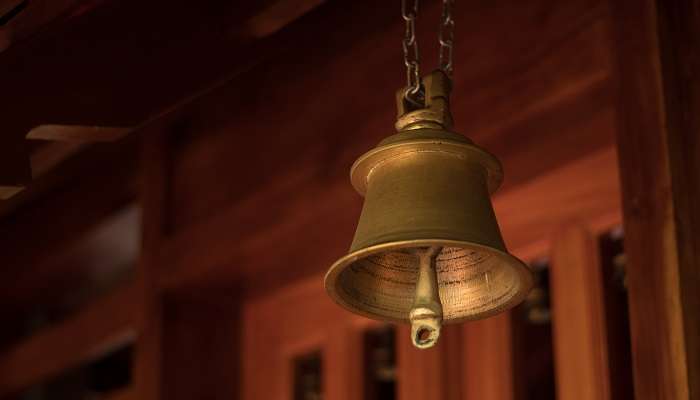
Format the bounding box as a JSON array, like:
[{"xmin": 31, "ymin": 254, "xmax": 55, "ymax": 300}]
[{"xmin": 325, "ymin": 70, "xmax": 533, "ymax": 349}]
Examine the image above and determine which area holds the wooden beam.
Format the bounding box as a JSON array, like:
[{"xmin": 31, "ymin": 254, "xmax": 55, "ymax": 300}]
[
  {"xmin": 26, "ymin": 125, "xmax": 131, "ymax": 143},
  {"xmin": 0, "ymin": 0, "xmax": 329, "ymax": 186},
  {"xmin": 0, "ymin": 141, "xmax": 87, "ymax": 200},
  {"xmin": 163, "ymin": 0, "xmax": 613, "ymax": 231},
  {"xmin": 246, "ymin": 0, "xmax": 326, "ymax": 38},
  {"xmin": 158, "ymin": 144, "xmax": 621, "ymax": 297},
  {"xmin": 496, "ymin": 146, "xmax": 621, "ymax": 261},
  {"xmin": 0, "ymin": 0, "xmax": 95, "ymax": 53},
  {"xmin": 611, "ymin": 0, "xmax": 700, "ymax": 398},
  {"xmin": 0, "ymin": 281, "xmax": 138, "ymax": 396},
  {"xmin": 550, "ymin": 224, "xmax": 611, "ymax": 400},
  {"xmin": 0, "ymin": 137, "xmax": 139, "ymax": 314}
]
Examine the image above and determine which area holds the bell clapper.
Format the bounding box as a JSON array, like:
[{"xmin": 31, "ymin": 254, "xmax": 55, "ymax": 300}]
[{"xmin": 409, "ymin": 246, "xmax": 443, "ymax": 349}]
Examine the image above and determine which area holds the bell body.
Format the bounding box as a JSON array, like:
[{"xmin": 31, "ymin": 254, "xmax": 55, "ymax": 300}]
[{"xmin": 325, "ymin": 128, "xmax": 533, "ymax": 324}]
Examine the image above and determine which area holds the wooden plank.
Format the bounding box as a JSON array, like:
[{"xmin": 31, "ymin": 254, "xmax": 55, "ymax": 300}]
[
  {"xmin": 549, "ymin": 225, "xmax": 611, "ymax": 400},
  {"xmin": 611, "ymin": 0, "xmax": 700, "ymax": 398},
  {"xmin": 462, "ymin": 314, "xmax": 514, "ymax": 400},
  {"xmin": 26, "ymin": 125, "xmax": 131, "ymax": 142},
  {"xmin": 0, "ymin": 281, "xmax": 138, "ymax": 396}
]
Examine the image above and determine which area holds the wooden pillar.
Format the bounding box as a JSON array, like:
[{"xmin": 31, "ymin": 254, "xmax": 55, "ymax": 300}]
[
  {"xmin": 161, "ymin": 293, "xmax": 241, "ymax": 400},
  {"xmin": 132, "ymin": 126, "xmax": 170, "ymax": 400},
  {"xmin": 397, "ymin": 325, "xmax": 462, "ymax": 400},
  {"xmin": 463, "ymin": 314, "xmax": 514, "ymax": 400},
  {"xmin": 325, "ymin": 324, "xmax": 365, "ymax": 400},
  {"xmin": 549, "ymin": 224, "xmax": 610, "ymax": 400},
  {"xmin": 134, "ymin": 123, "xmax": 243, "ymax": 400},
  {"xmin": 611, "ymin": 0, "xmax": 700, "ymax": 398}
]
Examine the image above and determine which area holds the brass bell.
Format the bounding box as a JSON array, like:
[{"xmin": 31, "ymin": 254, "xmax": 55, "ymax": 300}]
[{"xmin": 325, "ymin": 70, "xmax": 533, "ymax": 349}]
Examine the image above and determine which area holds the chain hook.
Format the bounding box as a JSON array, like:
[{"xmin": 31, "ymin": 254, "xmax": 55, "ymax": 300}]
[
  {"xmin": 401, "ymin": 0, "xmax": 421, "ymax": 101},
  {"xmin": 400, "ymin": 0, "xmax": 455, "ymax": 105},
  {"xmin": 439, "ymin": 0, "xmax": 455, "ymax": 76}
]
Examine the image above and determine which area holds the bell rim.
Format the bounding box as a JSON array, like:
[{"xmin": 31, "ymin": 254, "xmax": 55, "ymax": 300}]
[
  {"xmin": 324, "ymin": 238, "xmax": 534, "ymax": 325},
  {"xmin": 350, "ymin": 136, "xmax": 504, "ymax": 196}
]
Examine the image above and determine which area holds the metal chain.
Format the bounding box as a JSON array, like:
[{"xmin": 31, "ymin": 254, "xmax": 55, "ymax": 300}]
[
  {"xmin": 401, "ymin": 0, "xmax": 455, "ymax": 102},
  {"xmin": 402, "ymin": 0, "xmax": 421, "ymax": 97},
  {"xmin": 439, "ymin": 0, "xmax": 455, "ymax": 76}
]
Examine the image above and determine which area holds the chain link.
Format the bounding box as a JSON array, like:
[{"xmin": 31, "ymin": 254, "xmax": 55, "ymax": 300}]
[
  {"xmin": 439, "ymin": 0, "xmax": 455, "ymax": 76},
  {"xmin": 402, "ymin": 0, "xmax": 421, "ymax": 97},
  {"xmin": 401, "ymin": 0, "xmax": 455, "ymax": 102}
]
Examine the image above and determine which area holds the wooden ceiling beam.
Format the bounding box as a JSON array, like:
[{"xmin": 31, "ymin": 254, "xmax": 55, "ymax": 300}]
[
  {"xmin": 158, "ymin": 0, "xmax": 613, "ymax": 230},
  {"xmin": 141, "ymin": 0, "xmax": 618, "ymax": 296},
  {"xmin": 0, "ymin": 0, "xmax": 326, "ymax": 186},
  {"xmin": 0, "ymin": 0, "xmax": 99, "ymax": 53},
  {"xmin": 0, "ymin": 136, "xmax": 139, "ymax": 312}
]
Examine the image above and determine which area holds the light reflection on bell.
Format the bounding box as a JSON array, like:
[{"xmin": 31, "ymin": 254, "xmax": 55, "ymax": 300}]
[{"xmin": 325, "ymin": 70, "xmax": 533, "ymax": 349}]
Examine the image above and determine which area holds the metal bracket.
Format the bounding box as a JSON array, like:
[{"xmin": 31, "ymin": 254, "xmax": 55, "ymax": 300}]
[{"xmin": 395, "ymin": 69, "xmax": 454, "ymax": 132}]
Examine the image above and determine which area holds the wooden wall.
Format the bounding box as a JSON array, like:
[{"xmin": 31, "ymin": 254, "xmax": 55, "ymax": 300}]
[{"xmin": 0, "ymin": 0, "xmax": 697, "ymax": 399}]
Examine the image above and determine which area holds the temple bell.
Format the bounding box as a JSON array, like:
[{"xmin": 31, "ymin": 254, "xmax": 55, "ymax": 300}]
[{"xmin": 325, "ymin": 70, "xmax": 533, "ymax": 349}]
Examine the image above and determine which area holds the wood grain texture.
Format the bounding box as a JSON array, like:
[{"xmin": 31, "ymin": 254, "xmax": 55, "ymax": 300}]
[
  {"xmin": 0, "ymin": 281, "xmax": 137, "ymax": 396},
  {"xmin": 550, "ymin": 224, "xmax": 611, "ymax": 400},
  {"xmin": 611, "ymin": 0, "xmax": 700, "ymax": 398},
  {"xmin": 655, "ymin": 0, "xmax": 700, "ymax": 396}
]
